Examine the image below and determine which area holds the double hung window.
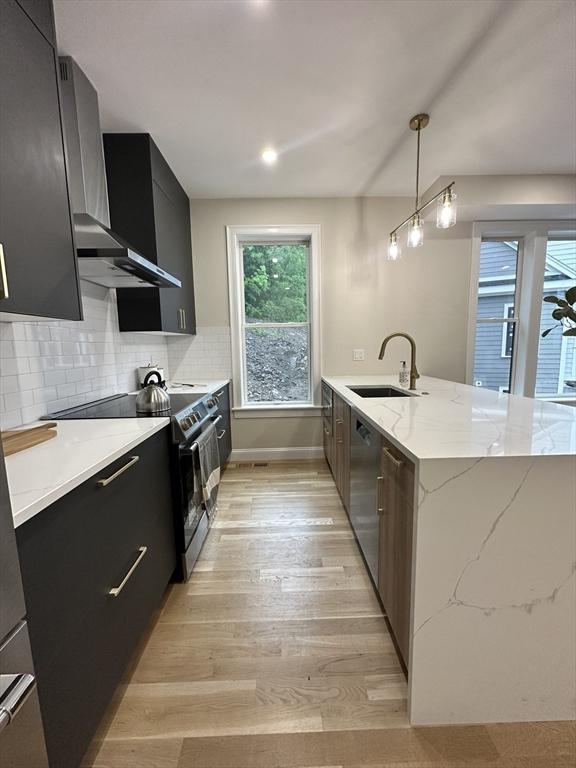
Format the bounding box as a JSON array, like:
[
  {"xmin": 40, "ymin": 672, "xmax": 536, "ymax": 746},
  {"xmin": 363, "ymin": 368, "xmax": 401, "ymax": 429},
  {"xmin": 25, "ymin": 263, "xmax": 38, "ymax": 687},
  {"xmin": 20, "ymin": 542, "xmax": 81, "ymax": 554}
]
[{"xmin": 226, "ymin": 226, "xmax": 320, "ymax": 409}]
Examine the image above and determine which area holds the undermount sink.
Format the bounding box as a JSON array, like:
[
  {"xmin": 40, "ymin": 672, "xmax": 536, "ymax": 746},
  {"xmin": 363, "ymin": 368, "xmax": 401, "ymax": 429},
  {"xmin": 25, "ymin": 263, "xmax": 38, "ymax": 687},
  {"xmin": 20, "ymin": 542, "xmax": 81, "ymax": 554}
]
[{"xmin": 348, "ymin": 385, "xmax": 414, "ymax": 398}]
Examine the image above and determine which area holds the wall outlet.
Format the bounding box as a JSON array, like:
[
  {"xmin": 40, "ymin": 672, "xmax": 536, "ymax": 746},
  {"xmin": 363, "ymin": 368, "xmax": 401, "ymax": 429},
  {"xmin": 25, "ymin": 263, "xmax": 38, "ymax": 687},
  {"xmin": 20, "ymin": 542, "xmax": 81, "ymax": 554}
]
[{"xmin": 353, "ymin": 348, "xmax": 365, "ymax": 361}]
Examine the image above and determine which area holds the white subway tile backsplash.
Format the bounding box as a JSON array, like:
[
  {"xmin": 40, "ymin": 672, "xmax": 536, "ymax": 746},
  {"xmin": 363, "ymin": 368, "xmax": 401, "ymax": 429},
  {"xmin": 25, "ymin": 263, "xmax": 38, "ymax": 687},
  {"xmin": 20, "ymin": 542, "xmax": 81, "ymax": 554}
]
[
  {"xmin": 1, "ymin": 283, "xmax": 232, "ymax": 429},
  {"xmin": 167, "ymin": 326, "xmax": 232, "ymax": 383},
  {"xmin": 1, "ymin": 282, "xmax": 170, "ymax": 429}
]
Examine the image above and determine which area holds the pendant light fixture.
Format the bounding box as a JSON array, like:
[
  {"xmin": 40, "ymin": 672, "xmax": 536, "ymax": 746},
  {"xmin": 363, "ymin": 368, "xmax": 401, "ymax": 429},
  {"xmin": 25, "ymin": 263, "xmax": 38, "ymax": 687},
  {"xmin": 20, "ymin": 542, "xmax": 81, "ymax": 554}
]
[{"xmin": 387, "ymin": 113, "xmax": 456, "ymax": 260}]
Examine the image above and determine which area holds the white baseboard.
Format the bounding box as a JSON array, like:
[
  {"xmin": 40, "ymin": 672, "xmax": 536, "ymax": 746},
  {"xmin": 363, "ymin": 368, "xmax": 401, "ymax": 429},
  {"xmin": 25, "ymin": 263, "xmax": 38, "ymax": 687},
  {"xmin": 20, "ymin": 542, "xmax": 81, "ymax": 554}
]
[{"xmin": 229, "ymin": 446, "xmax": 325, "ymax": 462}]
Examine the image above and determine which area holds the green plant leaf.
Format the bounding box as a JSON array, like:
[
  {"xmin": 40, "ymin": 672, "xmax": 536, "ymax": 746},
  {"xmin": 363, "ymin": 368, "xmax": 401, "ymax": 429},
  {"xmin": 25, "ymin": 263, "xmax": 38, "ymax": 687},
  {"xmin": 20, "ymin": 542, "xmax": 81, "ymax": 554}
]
[
  {"xmin": 542, "ymin": 327, "xmax": 556, "ymax": 338},
  {"xmin": 562, "ymin": 327, "xmax": 576, "ymax": 337},
  {"xmin": 543, "ymin": 295, "xmax": 561, "ymax": 304},
  {"xmin": 565, "ymin": 286, "xmax": 576, "ymax": 305},
  {"xmin": 552, "ymin": 308, "xmax": 567, "ymax": 320}
]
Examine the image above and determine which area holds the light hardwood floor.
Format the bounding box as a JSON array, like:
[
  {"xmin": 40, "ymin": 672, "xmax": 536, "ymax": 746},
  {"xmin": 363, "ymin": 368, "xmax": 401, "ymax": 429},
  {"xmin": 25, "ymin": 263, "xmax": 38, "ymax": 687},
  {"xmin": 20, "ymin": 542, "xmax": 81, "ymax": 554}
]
[{"xmin": 83, "ymin": 460, "xmax": 575, "ymax": 768}]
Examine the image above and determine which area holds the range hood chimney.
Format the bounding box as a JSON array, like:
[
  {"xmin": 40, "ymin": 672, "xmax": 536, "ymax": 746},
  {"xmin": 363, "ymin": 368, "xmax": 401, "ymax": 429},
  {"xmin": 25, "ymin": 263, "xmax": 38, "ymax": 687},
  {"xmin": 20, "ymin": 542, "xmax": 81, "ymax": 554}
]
[{"xmin": 58, "ymin": 57, "xmax": 181, "ymax": 289}]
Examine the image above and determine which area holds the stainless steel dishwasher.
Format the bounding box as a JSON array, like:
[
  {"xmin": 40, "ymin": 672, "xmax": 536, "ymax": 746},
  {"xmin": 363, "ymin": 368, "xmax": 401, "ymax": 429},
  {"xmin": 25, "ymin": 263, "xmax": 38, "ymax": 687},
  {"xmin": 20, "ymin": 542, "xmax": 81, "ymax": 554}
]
[{"xmin": 349, "ymin": 412, "xmax": 380, "ymax": 585}]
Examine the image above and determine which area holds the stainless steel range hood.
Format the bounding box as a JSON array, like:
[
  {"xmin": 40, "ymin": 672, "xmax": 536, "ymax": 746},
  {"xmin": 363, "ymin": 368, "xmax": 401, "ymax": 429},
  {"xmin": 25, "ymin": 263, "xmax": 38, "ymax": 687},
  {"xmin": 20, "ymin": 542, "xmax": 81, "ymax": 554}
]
[{"xmin": 59, "ymin": 57, "xmax": 181, "ymax": 289}]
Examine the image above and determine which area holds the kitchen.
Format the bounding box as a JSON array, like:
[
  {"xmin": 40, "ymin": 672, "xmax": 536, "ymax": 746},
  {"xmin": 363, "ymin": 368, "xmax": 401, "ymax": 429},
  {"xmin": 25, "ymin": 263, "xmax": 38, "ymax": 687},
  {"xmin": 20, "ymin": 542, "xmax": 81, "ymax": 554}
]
[{"xmin": 1, "ymin": 1, "xmax": 575, "ymax": 767}]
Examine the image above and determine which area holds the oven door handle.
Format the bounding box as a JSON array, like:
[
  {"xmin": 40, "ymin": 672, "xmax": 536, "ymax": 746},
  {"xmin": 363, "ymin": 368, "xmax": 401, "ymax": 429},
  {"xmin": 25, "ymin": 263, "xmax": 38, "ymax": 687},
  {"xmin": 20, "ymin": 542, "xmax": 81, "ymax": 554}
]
[{"xmin": 180, "ymin": 415, "xmax": 223, "ymax": 456}]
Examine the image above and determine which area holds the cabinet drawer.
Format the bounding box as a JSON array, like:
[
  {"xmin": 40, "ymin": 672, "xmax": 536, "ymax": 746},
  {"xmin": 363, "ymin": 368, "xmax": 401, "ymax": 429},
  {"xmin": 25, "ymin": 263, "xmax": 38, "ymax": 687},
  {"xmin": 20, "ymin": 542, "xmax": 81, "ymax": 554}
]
[{"xmin": 17, "ymin": 430, "xmax": 171, "ymax": 659}]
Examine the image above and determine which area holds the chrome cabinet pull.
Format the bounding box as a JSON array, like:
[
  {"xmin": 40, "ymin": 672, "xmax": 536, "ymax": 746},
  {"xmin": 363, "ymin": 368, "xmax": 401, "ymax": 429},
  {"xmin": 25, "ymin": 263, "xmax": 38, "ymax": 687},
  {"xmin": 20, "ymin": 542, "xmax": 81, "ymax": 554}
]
[
  {"xmin": 377, "ymin": 475, "xmax": 385, "ymax": 514},
  {"xmin": 0, "ymin": 244, "xmax": 9, "ymax": 300},
  {"xmin": 182, "ymin": 308, "xmax": 187, "ymax": 329},
  {"xmin": 0, "ymin": 673, "xmax": 35, "ymax": 733},
  {"xmin": 109, "ymin": 547, "xmax": 147, "ymax": 597},
  {"xmin": 97, "ymin": 456, "xmax": 140, "ymax": 487},
  {"xmin": 217, "ymin": 429, "xmax": 226, "ymax": 440},
  {"xmin": 382, "ymin": 445, "xmax": 403, "ymax": 469}
]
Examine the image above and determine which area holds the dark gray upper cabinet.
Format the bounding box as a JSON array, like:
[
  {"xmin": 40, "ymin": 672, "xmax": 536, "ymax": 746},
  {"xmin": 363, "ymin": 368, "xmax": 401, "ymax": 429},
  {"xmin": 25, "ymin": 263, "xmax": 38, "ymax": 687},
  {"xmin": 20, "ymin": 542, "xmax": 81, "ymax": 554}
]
[
  {"xmin": 15, "ymin": 0, "xmax": 55, "ymax": 45},
  {"xmin": 103, "ymin": 134, "xmax": 196, "ymax": 334},
  {"xmin": 0, "ymin": 0, "xmax": 82, "ymax": 321}
]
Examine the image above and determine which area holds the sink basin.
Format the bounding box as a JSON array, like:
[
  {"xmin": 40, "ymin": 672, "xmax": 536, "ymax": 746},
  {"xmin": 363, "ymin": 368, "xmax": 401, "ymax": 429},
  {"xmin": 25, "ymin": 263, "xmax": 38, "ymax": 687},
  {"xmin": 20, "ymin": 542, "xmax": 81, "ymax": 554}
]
[{"xmin": 348, "ymin": 386, "xmax": 414, "ymax": 398}]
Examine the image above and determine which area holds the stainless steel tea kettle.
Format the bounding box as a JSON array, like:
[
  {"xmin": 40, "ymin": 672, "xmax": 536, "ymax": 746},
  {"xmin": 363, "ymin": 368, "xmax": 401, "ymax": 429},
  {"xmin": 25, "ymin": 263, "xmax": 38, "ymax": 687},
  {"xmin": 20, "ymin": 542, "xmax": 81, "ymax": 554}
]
[{"xmin": 135, "ymin": 370, "xmax": 171, "ymax": 414}]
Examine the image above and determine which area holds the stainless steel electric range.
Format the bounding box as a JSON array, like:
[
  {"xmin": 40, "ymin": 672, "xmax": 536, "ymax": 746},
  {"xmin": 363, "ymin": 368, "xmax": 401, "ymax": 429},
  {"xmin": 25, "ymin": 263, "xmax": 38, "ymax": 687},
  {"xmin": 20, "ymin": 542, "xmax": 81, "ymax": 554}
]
[{"xmin": 43, "ymin": 392, "xmax": 223, "ymax": 581}]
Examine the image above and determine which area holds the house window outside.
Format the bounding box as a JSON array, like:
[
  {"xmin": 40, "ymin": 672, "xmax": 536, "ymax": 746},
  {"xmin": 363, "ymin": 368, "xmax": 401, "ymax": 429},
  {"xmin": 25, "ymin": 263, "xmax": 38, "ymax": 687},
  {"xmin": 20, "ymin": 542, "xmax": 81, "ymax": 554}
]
[
  {"xmin": 472, "ymin": 240, "xmax": 520, "ymax": 392},
  {"xmin": 226, "ymin": 226, "xmax": 321, "ymax": 409}
]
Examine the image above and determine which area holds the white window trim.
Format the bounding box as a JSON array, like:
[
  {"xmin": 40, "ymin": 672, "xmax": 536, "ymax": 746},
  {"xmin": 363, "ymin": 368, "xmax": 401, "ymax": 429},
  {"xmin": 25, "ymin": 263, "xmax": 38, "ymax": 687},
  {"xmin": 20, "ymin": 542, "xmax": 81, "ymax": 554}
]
[
  {"xmin": 226, "ymin": 224, "xmax": 322, "ymax": 412},
  {"xmin": 501, "ymin": 303, "xmax": 514, "ymax": 358},
  {"xmin": 467, "ymin": 221, "xmax": 576, "ymax": 397}
]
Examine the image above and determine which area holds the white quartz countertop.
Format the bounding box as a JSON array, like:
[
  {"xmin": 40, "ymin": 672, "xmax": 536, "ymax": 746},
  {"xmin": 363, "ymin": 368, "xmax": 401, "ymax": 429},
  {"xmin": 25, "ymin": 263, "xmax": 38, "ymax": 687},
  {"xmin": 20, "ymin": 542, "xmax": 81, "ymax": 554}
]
[
  {"xmin": 6, "ymin": 417, "xmax": 170, "ymax": 528},
  {"xmin": 162, "ymin": 379, "xmax": 230, "ymax": 396},
  {"xmin": 323, "ymin": 375, "xmax": 576, "ymax": 461}
]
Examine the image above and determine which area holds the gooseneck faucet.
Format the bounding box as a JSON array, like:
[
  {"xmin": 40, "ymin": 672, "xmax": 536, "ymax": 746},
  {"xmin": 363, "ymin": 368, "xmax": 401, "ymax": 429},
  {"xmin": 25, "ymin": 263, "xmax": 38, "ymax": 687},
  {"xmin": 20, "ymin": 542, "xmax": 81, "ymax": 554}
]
[{"xmin": 378, "ymin": 332, "xmax": 420, "ymax": 390}]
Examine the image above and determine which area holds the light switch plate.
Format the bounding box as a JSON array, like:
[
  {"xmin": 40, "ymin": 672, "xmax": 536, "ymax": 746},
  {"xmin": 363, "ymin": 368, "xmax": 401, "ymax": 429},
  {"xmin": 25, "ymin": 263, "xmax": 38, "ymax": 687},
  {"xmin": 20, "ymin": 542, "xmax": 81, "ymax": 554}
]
[{"xmin": 353, "ymin": 348, "xmax": 365, "ymax": 361}]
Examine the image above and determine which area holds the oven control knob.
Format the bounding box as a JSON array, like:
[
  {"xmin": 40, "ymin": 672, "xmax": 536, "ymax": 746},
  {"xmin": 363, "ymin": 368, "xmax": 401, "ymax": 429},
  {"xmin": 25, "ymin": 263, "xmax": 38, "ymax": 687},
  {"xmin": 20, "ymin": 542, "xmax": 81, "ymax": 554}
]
[
  {"xmin": 181, "ymin": 416, "xmax": 192, "ymax": 430},
  {"xmin": 192, "ymin": 411, "xmax": 201, "ymax": 422},
  {"xmin": 207, "ymin": 398, "xmax": 215, "ymax": 408}
]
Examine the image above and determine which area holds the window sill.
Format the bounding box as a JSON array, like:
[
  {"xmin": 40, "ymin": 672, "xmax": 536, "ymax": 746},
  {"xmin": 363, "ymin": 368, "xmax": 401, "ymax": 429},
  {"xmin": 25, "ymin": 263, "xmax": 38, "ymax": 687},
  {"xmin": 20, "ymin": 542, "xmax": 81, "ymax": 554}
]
[{"xmin": 232, "ymin": 405, "xmax": 322, "ymax": 419}]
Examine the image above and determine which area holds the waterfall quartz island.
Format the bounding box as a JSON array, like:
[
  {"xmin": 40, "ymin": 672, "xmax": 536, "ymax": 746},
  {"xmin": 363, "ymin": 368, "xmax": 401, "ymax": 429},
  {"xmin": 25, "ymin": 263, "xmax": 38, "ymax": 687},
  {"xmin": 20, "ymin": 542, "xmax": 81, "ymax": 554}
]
[{"xmin": 323, "ymin": 375, "xmax": 576, "ymax": 727}]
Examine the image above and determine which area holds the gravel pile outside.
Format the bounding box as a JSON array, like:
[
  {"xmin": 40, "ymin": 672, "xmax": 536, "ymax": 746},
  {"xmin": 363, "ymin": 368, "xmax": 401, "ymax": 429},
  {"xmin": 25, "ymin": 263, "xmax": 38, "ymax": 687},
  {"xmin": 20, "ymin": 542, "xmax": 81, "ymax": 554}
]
[{"xmin": 245, "ymin": 326, "xmax": 310, "ymax": 402}]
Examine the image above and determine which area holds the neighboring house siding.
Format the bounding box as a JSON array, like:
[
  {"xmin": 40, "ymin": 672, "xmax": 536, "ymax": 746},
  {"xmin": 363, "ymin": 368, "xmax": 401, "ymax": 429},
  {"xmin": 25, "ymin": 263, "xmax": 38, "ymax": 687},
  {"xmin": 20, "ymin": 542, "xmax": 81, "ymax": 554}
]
[
  {"xmin": 474, "ymin": 293, "xmax": 515, "ymax": 391},
  {"xmin": 478, "ymin": 241, "xmax": 518, "ymax": 278}
]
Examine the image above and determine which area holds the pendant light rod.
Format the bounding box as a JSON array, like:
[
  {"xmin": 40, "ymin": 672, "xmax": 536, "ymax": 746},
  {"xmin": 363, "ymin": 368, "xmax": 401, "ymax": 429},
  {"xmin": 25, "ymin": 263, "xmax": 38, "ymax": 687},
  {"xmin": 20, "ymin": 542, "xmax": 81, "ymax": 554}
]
[
  {"xmin": 410, "ymin": 113, "xmax": 429, "ymax": 209},
  {"xmin": 390, "ymin": 181, "xmax": 455, "ymax": 236}
]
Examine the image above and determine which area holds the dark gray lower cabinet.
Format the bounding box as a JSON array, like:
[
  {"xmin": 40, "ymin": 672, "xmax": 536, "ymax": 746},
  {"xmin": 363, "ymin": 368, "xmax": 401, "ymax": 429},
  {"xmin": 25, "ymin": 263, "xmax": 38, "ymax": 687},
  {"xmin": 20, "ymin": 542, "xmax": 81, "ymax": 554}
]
[
  {"xmin": 16, "ymin": 428, "xmax": 176, "ymax": 768},
  {"xmin": 214, "ymin": 384, "xmax": 232, "ymax": 466}
]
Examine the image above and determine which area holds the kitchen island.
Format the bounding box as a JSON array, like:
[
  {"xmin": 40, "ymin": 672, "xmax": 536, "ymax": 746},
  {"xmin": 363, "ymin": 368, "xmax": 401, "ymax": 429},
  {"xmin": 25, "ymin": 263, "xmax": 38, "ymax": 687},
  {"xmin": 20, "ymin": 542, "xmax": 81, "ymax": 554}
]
[{"xmin": 323, "ymin": 375, "xmax": 576, "ymax": 726}]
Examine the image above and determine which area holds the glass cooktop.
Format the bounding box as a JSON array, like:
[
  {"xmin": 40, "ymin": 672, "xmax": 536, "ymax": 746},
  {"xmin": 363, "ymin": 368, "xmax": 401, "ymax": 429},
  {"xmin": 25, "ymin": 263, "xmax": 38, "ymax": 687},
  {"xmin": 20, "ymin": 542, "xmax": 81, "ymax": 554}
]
[{"xmin": 43, "ymin": 393, "xmax": 202, "ymax": 420}]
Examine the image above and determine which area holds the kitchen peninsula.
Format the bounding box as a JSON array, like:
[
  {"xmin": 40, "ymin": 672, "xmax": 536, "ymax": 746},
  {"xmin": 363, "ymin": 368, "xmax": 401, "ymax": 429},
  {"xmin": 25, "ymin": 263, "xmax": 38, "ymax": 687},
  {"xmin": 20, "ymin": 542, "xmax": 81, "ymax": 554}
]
[{"xmin": 322, "ymin": 375, "xmax": 576, "ymax": 726}]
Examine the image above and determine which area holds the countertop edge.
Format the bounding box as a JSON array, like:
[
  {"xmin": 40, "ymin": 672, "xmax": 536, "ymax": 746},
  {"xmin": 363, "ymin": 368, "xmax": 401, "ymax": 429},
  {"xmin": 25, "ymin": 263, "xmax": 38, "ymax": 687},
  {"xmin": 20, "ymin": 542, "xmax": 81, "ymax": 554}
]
[{"xmin": 11, "ymin": 418, "xmax": 170, "ymax": 529}]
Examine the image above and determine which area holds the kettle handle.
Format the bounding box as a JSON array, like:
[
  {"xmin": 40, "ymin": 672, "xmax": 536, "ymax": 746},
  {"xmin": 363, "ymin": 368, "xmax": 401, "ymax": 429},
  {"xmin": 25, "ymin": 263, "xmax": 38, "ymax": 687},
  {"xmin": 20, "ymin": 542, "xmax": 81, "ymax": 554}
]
[{"xmin": 143, "ymin": 370, "xmax": 162, "ymax": 386}]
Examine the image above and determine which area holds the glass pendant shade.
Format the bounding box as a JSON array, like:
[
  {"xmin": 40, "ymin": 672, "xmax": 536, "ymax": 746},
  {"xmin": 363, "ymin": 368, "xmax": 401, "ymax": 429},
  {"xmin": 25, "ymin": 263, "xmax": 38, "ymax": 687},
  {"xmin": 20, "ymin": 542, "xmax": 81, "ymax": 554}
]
[
  {"xmin": 407, "ymin": 214, "xmax": 424, "ymax": 248},
  {"xmin": 436, "ymin": 188, "xmax": 457, "ymax": 229},
  {"xmin": 387, "ymin": 233, "xmax": 401, "ymax": 260}
]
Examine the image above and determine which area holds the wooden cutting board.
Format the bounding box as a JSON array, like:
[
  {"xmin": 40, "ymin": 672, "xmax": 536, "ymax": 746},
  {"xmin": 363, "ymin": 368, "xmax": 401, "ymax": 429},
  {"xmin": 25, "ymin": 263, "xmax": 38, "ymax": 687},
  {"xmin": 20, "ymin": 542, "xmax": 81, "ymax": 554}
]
[{"xmin": 1, "ymin": 422, "xmax": 58, "ymax": 456}]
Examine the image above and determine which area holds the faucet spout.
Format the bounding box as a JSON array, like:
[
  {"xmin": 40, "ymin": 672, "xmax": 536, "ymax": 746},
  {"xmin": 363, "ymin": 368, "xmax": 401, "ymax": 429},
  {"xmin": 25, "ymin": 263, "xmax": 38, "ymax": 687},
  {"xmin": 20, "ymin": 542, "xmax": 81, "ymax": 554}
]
[{"xmin": 378, "ymin": 332, "xmax": 420, "ymax": 390}]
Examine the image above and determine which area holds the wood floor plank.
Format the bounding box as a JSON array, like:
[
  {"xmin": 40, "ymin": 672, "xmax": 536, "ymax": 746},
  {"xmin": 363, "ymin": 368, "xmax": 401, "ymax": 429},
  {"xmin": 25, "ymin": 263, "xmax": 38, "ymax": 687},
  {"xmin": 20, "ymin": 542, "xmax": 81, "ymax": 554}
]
[
  {"xmin": 81, "ymin": 737, "xmax": 183, "ymax": 768},
  {"xmin": 83, "ymin": 460, "xmax": 572, "ymax": 768}
]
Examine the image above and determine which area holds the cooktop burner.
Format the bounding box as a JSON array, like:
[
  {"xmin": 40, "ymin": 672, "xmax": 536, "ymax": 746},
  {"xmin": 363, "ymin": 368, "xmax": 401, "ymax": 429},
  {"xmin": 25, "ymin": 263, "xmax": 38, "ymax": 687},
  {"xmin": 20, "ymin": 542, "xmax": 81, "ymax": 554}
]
[{"xmin": 43, "ymin": 392, "xmax": 203, "ymax": 420}]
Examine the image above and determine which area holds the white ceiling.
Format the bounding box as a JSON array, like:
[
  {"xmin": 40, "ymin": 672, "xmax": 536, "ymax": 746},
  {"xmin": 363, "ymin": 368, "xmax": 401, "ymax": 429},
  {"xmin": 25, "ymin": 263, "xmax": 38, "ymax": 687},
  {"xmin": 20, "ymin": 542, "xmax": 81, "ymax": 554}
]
[{"xmin": 54, "ymin": 0, "xmax": 576, "ymax": 199}]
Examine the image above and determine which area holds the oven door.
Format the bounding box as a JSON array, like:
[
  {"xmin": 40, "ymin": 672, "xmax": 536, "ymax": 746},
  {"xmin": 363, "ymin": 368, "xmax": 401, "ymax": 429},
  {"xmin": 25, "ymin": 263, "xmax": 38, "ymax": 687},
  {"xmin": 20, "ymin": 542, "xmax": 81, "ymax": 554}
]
[{"xmin": 178, "ymin": 444, "xmax": 204, "ymax": 551}]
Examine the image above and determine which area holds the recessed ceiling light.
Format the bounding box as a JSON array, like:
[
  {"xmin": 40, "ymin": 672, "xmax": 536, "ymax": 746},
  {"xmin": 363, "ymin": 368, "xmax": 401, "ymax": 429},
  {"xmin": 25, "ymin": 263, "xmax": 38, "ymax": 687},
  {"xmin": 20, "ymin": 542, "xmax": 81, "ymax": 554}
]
[{"xmin": 261, "ymin": 147, "xmax": 278, "ymax": 165}]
